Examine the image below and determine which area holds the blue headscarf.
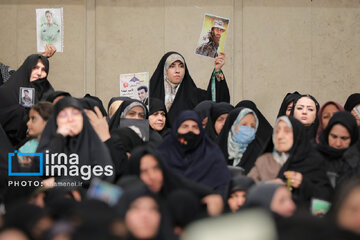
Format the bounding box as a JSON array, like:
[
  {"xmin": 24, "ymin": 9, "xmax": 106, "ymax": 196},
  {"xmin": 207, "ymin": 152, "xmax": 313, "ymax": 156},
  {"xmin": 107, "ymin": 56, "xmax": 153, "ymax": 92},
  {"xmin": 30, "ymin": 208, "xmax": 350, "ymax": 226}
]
[{"xmin": 228, "ymin": 108, "xmax": 259, "ymax": 166}]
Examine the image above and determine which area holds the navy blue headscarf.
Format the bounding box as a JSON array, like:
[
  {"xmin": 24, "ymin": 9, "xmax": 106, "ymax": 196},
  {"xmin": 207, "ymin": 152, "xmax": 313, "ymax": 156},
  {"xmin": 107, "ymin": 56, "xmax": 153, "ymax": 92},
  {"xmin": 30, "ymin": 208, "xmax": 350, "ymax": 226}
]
[{"xmin": 156, "ymin": 110, "xmax": 230, "ymax": 195}]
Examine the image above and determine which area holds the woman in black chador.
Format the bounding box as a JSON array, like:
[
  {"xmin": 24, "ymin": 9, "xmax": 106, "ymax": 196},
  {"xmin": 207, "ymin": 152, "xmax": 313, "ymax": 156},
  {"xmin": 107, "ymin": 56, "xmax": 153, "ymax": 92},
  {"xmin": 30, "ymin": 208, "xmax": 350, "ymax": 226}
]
[
  {"xmin": 0, "ymin": 54, "xmax": 54, "ymax": 146},
  {"xmin": 149, "ymin": 52, "xmax": 230, "ymax": 127}
]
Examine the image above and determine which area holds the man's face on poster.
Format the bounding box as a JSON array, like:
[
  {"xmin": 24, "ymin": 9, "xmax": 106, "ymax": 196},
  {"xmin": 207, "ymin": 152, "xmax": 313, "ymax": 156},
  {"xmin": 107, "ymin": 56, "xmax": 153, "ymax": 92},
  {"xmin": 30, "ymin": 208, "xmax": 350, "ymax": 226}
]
[
  {"xmin": 24, "ymin": 91, "xmax": 29, "ymax": 97},
  {"xmin": 138, "ymin": 89, "xmax": 147, "ymax": 102},
  {"xmin": 46, "ymin": 13, "xmax": 52, "ymax": 24},
  {"xmin": 212, "ymin": 27, "xmax": 225, "ymax": 42}
]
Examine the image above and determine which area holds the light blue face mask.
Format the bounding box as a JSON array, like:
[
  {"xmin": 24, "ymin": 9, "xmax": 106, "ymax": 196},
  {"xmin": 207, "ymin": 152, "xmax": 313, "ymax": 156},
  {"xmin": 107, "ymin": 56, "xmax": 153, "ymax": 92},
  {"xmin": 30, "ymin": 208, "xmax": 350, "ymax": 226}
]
[{"xmin": 234, "ymin": 125, "xmax": 256, "ymax": 144}]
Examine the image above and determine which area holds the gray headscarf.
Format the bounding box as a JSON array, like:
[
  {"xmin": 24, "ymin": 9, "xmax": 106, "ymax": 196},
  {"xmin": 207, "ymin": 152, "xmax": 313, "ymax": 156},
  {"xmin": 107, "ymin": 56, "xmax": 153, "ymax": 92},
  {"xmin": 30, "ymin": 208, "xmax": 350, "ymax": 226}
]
[{"xmin": 163, "ymin": 53, "xmax": 185, "ymax": 111}]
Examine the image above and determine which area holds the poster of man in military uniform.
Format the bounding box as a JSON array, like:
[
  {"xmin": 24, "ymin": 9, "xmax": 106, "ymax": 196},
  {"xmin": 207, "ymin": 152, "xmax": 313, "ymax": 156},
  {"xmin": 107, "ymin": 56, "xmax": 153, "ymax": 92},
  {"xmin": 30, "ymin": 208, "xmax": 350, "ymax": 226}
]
[
  {"xmin": 195, "ymin": 14, "xmax": 230, "ymax": 58},
  {"xmin": 36, "ymin": 8, "xmax": 64, "ymax": 52}
]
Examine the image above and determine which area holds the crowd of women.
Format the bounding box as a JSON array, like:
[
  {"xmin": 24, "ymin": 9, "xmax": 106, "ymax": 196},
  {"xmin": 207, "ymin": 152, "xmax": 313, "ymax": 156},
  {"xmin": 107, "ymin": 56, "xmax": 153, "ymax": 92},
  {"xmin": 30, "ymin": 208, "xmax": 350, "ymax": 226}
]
[{"xmin": 1, "ymin": 48, "xmax": 360, "ymax": 240}]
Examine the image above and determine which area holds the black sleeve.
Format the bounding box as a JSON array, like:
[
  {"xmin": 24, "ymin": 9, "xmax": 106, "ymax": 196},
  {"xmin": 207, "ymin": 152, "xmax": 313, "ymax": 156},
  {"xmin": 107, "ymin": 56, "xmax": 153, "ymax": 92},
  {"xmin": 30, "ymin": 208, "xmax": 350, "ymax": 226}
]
[
  {"xmin": 104, "ymin": 137, "xmax": 128, "ymax": 180},
  {"xmin": 180, "ymin": 177, "xmax": 214, "ymax": 199},
  {"xmin": 197, "ymin": 69, "xmax": 230, "ymax": 103}
]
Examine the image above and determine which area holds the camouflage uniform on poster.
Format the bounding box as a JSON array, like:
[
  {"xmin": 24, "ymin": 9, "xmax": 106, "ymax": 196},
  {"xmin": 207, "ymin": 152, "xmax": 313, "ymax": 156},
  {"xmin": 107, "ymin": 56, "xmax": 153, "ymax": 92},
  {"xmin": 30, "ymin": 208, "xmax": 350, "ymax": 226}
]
[{"xmin": 196, "ymin": 19, "xmax": 226, "ymax": 58}]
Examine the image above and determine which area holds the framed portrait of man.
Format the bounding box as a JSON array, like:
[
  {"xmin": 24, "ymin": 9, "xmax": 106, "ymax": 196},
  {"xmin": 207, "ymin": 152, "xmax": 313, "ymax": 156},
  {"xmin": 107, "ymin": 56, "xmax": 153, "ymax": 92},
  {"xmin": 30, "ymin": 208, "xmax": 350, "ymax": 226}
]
[{"xmin": 19, "ymin": 87, "xmax": 35, "ymax": 108}]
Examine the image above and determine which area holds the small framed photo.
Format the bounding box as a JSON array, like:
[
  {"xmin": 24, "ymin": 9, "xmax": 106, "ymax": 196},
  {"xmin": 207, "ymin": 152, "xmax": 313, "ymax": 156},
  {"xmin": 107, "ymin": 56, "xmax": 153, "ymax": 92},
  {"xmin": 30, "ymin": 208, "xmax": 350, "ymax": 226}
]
[{"xmin": 19, "ymin": 87, "xmax": 35, "ymax": 108}]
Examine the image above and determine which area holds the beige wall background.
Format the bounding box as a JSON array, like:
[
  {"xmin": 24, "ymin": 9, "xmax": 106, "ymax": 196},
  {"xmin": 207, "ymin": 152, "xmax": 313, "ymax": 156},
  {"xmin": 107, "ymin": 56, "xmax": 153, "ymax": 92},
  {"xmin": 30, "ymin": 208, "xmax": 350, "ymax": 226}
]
[{"xmin": 1, "ymin": 0, "xmax": 360, "ymax": 124}]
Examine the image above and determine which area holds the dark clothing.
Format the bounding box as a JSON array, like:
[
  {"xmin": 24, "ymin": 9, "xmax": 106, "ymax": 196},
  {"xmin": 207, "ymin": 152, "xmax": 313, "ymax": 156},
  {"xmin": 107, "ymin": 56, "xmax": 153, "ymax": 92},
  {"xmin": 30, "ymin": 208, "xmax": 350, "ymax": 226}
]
[
  {"xmin": 36, "ymin": 97, "xmax": 115, "ymax": 186},
  {"xmin": 109, "ymin": 99, "xmax": 148, "ymax": 131},
  {"xmin": 261, "ymin": 116, "xmax": 332, "ymax": 205},
  {"xmin": 46, "ymin": 90, "xmax": 71, "ymax": 103},
  {"xmin": 149, "ymin": 52, "xmax": 230, "ymax": 127},
  {"xmin": 314, "ymin": 111, "xmax": 360, "ymax": 192},
  {"xmin": 277, "ymin": 91, "xmax": 301, "ymax": 117},
  {"xmin": 193, "ymin": 100, "xmax": 214, "ymax": 121},
  {"xmin": 205, "ymin": 102, "xmax": 234, "ymax": 141},
  {"xmin": 0, "ymin": 61, "xmax": 14, "ymax": 86},
  {"xmin": 344, "ymin": 93, "xmax": 360, "ymax": 112},
  {"xmin": 235, "ymin": 100, "xmax": 273, "ymax": 144},
  {"xmin": 156, "ymin": 110, "xmax": 231, "ymax": 196},
  {"xmin": 195, "ymin": 32, "xmax": 219, "ymax": 58},
  {"xmin": 79, "ymin": 94, "xmax": 108, "ymax": 117},
  {"xmin": 216, "ymin": 107, "xmax": 264, "ymax": 175},
  {"xmin": 0, "ymin": 54, "xmax": 54, "ymax": 146},
  {"xmin": 149, "ymin": 98, "xmax": 171, "ymax": 138}
]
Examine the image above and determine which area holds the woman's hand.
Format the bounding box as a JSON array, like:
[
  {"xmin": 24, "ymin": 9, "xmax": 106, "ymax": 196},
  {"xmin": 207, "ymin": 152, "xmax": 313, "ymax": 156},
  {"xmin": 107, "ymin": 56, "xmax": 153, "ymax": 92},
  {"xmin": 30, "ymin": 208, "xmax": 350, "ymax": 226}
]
[
  {"xmin": 214, "ymin": 52, "xmax": 225, "ymax": 71},
  {"xmin": 201, "ymin": 194, "xmax": 224, "ymax": 217},
  {"xmin": 284, "ymin": 171, "xmax": 303, "ymax": 189}
]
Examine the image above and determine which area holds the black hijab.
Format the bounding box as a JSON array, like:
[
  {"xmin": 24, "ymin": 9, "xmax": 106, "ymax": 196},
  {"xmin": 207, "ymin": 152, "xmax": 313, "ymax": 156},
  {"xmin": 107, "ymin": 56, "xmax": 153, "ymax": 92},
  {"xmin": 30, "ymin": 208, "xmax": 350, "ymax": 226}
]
[
  {"xmin": 0, "ymin": 54, "xmax": 54, "ymax": 146},
  {"xmin": 107, "ymin": 96, "xmax": 131, "ymax": 113},
  {"xmin": 0, "ymin": 54, "xmax": 53, "ymax": 108},
  {"xmin": 46, "ymin": 91, "xmax": 71, "ymax": 103},
  {"xmin": 244, "ymin": 183, "xmax": 283, "ymax": 211},
  {"xmin": 149, "ymin": 98, "xmax": 170, "ymax": 137},
  {"xmin": 261, "ymin": 116, "xmax": 313, "ymax": 178},
  {"xmin": 205, "ymin": 102, "xmax": 234, "ymax": 141},
  {"xmin": 36, "ymin": 97, "xmax": 114, "ymax": 184},
  {"xmin": 115, "ymin": 177, "xmax": 176, "ymax": 240},
  {"xmin": 277, "ymin": 91, "xmax": 301, "ymax": 117},
  {"xmin": 111, "ymin": 127, "xmax": 144, "ymax": 154},
  {"xmin": 128, "ymin": 146, "xmax": 213, "ymax": 199},
  {"xmin": 316, "ymin": 111, "xmax": 359, "ymax": 189},
  {"xmin": 149, "ymin": 52, "xmax": 229, "ymax": 127},
  {"xmin": 235, "ymin": 100, "xmax": 273, "ymax": 144},
  {"xmin": 193, "ymin": 100, "xmax": 214, "ymax": 122},
  {"xmin": 290, "ymin": 94, "xmax": 320, "ymax": 141},
  {"xmin": 344, "ymin": 93, "xmax": 360, "ymax": 112},
  {"xmin": 156, "ymin": 110, "xmax": 230, "ymax": 195},
  {"xmin": 79, "ymin": 94, "xmax": 108, "ymax": 117},
  {"xmin": 108, "ymin": 98, "xmax": 148, "ymax": 131},
  {"xmin": 318, "ymin": 111, "xmax": 358, "ymax": 155},
  {"xmin": 263, "ymin": 116, "xmax": 332, "ymax": 203},
  {"xmin": 216, "ymin": 107, "xmax": 264, "ymax": 175}
]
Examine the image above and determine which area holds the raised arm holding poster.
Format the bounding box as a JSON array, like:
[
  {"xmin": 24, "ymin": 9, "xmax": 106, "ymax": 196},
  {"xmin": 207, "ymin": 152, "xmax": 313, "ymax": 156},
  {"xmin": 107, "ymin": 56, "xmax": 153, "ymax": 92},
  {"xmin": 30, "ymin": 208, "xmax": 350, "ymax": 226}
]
[
  {"xmin": 36, "ymin": 8, "xmax": 64, "ymax": 52},
  {"xmin": 195, "ymin": 13, "xmax": 230, "ymax": 58}
]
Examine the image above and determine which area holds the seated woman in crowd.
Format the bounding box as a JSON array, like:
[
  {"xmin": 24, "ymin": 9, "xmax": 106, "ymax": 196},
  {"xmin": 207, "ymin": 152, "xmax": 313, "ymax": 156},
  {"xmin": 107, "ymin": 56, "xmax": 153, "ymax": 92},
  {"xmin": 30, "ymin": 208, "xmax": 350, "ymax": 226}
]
[
  {"xmin": 109, "ymin": 98, "xmax": 147, "ymax": 130},
  {"xmin": 116, "ymin": 178, "xmax": 177, "ymax": 240},
  {"xmin": 236, "ymin": 100, "xmax": 273, "ymax": 144},
  {"xmin": 149, "ymin": 51, "xmax": 229, "ymax": 127},
  {"xmin": 313, "ymin": 111, "xmax": 360, "ymax": 191},
  {"xmin": 277, "ymin": 91, "xmax": 301, "ymax": 118},
  {"xmin": 109, "ymin": 98, "xmax": 162, "ymax": 148},
  {"xmin": 194, "ymin": 100, "xmax": 214, "ymax": 129},
  {"xmin": 227, "ymin": 175, "xmax": 255, "ymax": 213},
  {"xmin": 248, "ymin": 116, "xmax": 332, "ymax": 205},
  {"xmin": 0, "ymin": 54, "xmax": 54, "ymax": 146},
  {"xmin": 149, "ymin": 98, "xmax": 170, "ymax": 138},
  {"xmin": 156, "ymin": 110, "xmax": 231, "ymax": 196},
  {"xmin": 107, "ymin": 96, "xmax": 130, "ymax": 119},
  {"xmin": 128, "ymin": 146, "xmax": 224, "ymax": 217},
  {"xmin": 205, "ymin": 101, "xmax": 234, "ymax": 141},
  {"xmin": 36, "ymin": 97, "xmax": 114, "ymax": 186},
  {"xmin": 316, "ymin": 101, "xmax": 344, "ymax": 143},
  {"xmin": 290, "ymin": 94, "xmax": 320, "ymax": 141},
  {"xmin": 217, "ymin": 107, "xmax": 263, "ymax": 174}
]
